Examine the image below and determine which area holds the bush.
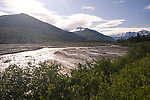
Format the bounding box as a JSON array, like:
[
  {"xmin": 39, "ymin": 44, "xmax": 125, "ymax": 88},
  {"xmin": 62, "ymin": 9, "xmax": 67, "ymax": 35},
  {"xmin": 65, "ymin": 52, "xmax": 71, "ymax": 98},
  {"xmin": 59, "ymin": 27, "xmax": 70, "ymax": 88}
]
[{"xmin": 0, "ymin": 42, "xmax": 150, "ymax": 99}]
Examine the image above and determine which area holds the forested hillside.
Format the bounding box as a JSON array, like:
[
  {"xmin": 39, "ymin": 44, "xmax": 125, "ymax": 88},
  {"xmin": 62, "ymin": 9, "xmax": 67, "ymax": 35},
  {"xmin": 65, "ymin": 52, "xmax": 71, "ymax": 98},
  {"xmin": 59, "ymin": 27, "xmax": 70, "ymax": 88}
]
[{"xmin": 117, "ymin": 33, "xmax": 150, "ymax": 46}]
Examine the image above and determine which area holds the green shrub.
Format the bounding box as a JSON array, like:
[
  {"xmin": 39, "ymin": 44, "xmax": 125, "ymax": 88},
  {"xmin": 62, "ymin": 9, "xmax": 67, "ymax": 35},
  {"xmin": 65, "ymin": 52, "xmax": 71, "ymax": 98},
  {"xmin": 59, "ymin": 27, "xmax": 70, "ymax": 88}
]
[{"xmin": 0, "ymin": 42, "xmax": 150, "ymax": 99}]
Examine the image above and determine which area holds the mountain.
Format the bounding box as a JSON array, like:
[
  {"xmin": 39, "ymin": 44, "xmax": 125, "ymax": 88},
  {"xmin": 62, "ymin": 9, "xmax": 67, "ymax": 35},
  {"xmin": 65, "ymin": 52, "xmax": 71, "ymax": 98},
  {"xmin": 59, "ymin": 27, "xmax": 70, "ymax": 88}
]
[
  {"xmin": 73, "ymin": 27, "xmax": 115, "ymax": 42},
  {"xmin": 111, "ymin": 30, "xmax": 150, "ymax": 40},
  {"xmin": 0, "ymin": 13, "xmax": 85, "ymax": 43}
]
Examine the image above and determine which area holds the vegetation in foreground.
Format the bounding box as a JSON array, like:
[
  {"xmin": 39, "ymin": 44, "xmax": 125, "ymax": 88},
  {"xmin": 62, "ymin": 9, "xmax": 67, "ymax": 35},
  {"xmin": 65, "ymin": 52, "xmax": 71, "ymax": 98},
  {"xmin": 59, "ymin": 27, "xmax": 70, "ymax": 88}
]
[{"xmin": 0, "ymin": 39, "xmax": 150, "ymax": 99}]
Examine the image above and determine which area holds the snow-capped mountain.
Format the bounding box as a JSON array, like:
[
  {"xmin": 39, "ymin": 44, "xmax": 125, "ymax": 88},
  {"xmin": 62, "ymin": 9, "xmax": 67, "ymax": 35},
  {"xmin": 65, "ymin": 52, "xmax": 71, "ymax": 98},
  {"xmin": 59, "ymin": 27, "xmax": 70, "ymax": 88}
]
[
  {"xmin": 111, "ymin": 30, "xmax": 150, "ymax": 40},
  {"xmin": 71, "ymin": 27, "xmax": 86, "ymax": 33},
  {"xmin": 72, "ymin": 27, "xmax": 115, "ymax": 42}
]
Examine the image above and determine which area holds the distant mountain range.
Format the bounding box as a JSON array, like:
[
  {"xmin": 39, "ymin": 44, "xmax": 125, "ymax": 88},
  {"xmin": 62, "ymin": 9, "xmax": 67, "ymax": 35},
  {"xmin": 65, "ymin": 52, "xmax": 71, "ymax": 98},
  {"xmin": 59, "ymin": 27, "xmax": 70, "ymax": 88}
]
[
  {"xmin": 0, "ymin": 14, "xmax": 115, "ymax": 43},
  {"xmin": 111, "ymin": 30, "xmax": 150, "ymax": 40},
  {"xmin": 73, "ymin": 27, "xmax": 115, "ymax": 42}
]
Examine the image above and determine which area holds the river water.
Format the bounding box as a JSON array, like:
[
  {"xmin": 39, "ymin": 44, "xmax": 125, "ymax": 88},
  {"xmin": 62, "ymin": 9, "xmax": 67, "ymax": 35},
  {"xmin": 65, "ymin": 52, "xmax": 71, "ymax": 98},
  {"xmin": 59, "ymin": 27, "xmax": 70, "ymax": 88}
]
[{"xmin": 0, "ymin": 45, "xmax": 127, "ymax": 74}]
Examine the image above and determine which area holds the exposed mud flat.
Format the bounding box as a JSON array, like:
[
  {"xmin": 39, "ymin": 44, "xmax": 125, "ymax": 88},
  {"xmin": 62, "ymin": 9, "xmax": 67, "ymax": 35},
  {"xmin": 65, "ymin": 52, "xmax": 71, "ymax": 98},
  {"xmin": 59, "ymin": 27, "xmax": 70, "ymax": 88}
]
[{"xmin": 0, "ymin": 44, "xmax": 127, "ymax": 74}]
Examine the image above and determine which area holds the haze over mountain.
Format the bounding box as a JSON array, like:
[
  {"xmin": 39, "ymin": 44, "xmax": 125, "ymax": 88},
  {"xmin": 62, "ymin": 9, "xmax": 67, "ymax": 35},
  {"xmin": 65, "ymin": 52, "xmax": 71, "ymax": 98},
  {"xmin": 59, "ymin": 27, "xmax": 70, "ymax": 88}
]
[
  {"xmin": 0, "ymin": 14, "xmax": 115, "ymax": 43},
  {"xmin": 73, "ymin": 27, "xmax": 115, "ymax": 42},
  {"xmin": 111, "ymin": 30, "xmax": 150, "ymax": 40}
]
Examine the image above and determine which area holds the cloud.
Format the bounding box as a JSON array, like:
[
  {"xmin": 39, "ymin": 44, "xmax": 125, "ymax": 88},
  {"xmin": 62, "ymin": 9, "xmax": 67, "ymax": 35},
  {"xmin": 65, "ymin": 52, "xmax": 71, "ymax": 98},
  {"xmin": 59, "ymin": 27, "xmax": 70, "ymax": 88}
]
[
  {"xmin": 0, "ymin": 0, "xmax": 59, "ymax": 24},
  {"xmin": 58, "ymin": 14, "xmax": 102, "ymax": 30},
  {"xmin": 144, "ymin": 5, "xmax": 150, "ymax": 10},
  {"xmin": 0, "ymin": 0, "xmax": 102, "ymax": 30},
  {"xmin": 0, "ymin": 0, "xmax": 149, "ymax": 36},
  {"xmin": 115, "ymin": 0, "xmax": 125, "ymax": 4},
  {"xmin": 82, "ymin": 6, "xmax": 95, "ymax": 10},
  {"xmin": 96, "ymin": 19, "xmax": 125, "ymax": 28},
  {"xmin": 119, "ymin": 0, "xmax": 125, "ymax": 3},
  {"xmin": 0, "ymin": 11, "xmax": 8, "ymax": 16},
  {"xmin": 93, "ymin": 27, "xmax": 150, "ymax": 35}
]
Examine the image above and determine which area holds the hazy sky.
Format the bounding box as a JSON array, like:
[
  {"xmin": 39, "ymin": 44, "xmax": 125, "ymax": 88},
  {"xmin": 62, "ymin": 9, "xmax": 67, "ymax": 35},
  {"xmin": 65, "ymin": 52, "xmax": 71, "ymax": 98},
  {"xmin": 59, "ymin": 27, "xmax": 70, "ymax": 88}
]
[{"xmin": 0, "ymin": 0, "xmax": 150, "ymax": 35}]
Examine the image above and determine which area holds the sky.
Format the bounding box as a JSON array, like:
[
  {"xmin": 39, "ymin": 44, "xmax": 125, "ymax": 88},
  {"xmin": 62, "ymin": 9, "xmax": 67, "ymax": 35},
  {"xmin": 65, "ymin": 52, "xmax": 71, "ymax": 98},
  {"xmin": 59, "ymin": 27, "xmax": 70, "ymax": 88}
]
[{"xmin": 0, "ymin": 0, "xmax": 150, "ymax": 35}]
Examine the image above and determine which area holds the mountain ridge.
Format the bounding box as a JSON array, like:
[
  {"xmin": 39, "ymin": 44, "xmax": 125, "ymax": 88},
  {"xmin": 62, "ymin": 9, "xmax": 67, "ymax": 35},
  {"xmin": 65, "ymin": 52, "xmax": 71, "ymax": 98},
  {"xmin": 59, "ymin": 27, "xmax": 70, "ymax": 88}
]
[
  {"xmin": 0, "ymin": 14, "xmax": 115, "ymax": 43},
  {"xmin": 0, "ymin": 13, "xmax": 86, "ymax": 43},
  {"xmin": 111, "ymin": 30, "xmax": 150, "ymax": 40},
  {"xmin": 73, "ymin": 27, "xmax": 115, "ymax": 42}
]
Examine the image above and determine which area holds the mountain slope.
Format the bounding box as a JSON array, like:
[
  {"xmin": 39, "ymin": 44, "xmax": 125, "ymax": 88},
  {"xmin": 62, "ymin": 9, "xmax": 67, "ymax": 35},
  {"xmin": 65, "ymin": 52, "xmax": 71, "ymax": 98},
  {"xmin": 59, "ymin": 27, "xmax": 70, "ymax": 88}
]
[
  {"xmin": 111, "ymin": 30, "xmax": 150, "ymax": 40},
  {"xmin": 0, "ymin": 13, "xmax": 85, "ymax": 43},
  {"xmin": 74, "ymin": 28, "xmax": 115, "ymax": 42}
]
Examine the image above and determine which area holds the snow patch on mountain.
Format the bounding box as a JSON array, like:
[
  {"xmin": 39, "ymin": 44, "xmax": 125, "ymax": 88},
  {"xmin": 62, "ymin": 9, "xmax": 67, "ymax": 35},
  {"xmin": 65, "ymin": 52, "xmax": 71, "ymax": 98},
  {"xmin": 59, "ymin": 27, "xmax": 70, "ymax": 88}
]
[{"xmin": 111, "ymin": 30, "xmax": 150, "ymax": 40}]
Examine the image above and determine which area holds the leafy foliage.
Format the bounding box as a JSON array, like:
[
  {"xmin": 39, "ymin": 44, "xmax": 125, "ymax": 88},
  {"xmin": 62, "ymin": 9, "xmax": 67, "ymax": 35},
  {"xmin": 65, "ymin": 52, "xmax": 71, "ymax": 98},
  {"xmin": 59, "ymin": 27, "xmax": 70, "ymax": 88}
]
[{"xmin": 0, "ymin": 42, "xmax": 150, "ymax": 99}]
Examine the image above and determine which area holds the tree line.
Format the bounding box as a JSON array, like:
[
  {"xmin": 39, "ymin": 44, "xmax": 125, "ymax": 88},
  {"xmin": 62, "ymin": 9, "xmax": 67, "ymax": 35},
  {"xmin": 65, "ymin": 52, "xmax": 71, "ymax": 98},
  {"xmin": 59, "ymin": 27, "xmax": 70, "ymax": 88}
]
[{"xmin": 117, "ymin": 33, "xmax": 150, "ymax": 46}]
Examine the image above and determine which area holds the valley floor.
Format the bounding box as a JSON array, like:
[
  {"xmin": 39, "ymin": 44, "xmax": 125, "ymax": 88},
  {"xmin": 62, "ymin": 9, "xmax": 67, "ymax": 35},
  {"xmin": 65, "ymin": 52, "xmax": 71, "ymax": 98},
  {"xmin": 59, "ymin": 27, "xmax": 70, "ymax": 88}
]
[{"xmin": 0, "ymin": 43, "xmax": 126, "ymax": 74}]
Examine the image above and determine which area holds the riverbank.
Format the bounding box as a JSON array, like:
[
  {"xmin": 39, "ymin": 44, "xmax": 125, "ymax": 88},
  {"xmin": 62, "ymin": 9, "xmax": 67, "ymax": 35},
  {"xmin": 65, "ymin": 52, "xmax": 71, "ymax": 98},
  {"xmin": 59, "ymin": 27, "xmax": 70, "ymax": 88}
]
[
  {"xmin": 0, "ymin": 42, "xmax": 122, "ymax": 55},
  {"xmin": 0, "ymin": 44, "xmax": 127, "ymax": 74}
]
